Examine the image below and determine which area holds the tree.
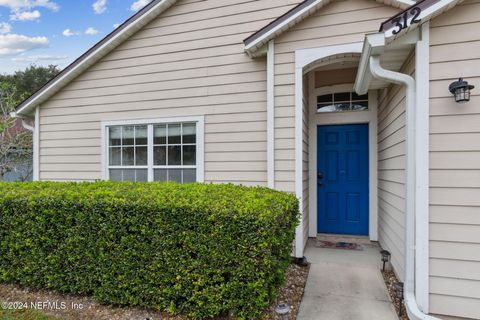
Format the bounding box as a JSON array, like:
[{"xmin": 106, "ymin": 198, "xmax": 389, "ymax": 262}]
[
  {"xmin": 0, "ymin": 64, "xmax": 60, "ymax": 105},
  {"xmin": 0, "ymin": 64, "xmax": 60, "ymax": 181}
]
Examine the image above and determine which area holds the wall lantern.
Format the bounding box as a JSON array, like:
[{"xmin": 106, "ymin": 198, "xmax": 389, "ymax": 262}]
[
  {"xmin": 380, "ymin": 250, "xmax": 391, "ymax": 272},
  {"xmin": 449, "ymin": 78, "xmax": 475, "ymax": 103},
  {"xmin": 393, "ymin": 282, "xmax": 404, "ymax": 316},
  {"xmin": 275, "ymin": 303, "xmax": 291, "ymax": 320}
]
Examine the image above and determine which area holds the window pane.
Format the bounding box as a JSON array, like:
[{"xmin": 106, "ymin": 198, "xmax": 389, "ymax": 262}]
[
  {"xmin": 122, "ymin": 147, "xmax": 135, "ymax": 166},
  {"xmin": 352, "ymin": 101, "xmax": 368, "ymax": 111},
  {"xmin": 183, "ymin": 123, "xmax": 196, "ymax": 144},
  {"xmin": 122, "ymin": 126, "xmax": 135, "ymax": 146},
  {"xmin": 183, "ymin": 145, "xmax": 196, "ymax": 165},
  {"xmin": 168, "ymin": 146, "xmax": 181, "ymax": 165},
  {"xmin": 136, "ymin": 146, "xmax": 148, "ymax": 166},
  {"xmin": 154, "ymin": 169, "xmax": 167, "ymax": 182},
  {"xmin": 123, "ymin": 169, "xmax": 135, "ymax": 181},
  {"xmin": 317, "ymin": 94, "xmax": 332, "ymax": 104},
  {"xmin": 110, "ymin": 169, "xmax": 122, "ymax": 181},
  {"xmin": 154, "ymin": 125, "xmax": 166, "ymax": 145},
  {"xmin": 136, "ymin": 169, "xmax": 148, "ymax": 182},
  {"xmin": 317, "ymin": 91, "xmax": 368, "ymax": 113},
  {"xmin": 168, "ymin": 124, "xmax": 181, "ymax": 144},
  {"xmin": 136, "ymin": 125, "xmax": 148, "ymax": 145},
  {"xmin": 109, "ymin": 127, "xmax": 121, "ymax": 146},
  {"xmin": 317, "ymin": 104, "xmax": 337, "ymax": 113},
  {"xmin": 183, "ymin": 169, "xmax": 196, "ymax": 183},
  {"xmin": 352, "ymin": 92, "xmax": 368, "ymax": 101},
  {"xmin": 154, "ymin": 146, "xmax": 166, "ymax": 165},
  {"xmin": 334, "ymin": 92, "xmax": 350, "ymax": 102},
  {"xmin": 109, "ymin": 147, "xmax": 121, "ymax": 166},
  {"xmin": 168, "ymin": 169, "xmax": 182, "ymax": 183},
  {"xmin": 335, "ymin": 103, "xmax": 351, "ymax": 111}
]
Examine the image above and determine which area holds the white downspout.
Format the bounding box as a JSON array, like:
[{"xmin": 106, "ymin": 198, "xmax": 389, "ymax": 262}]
[{"xmin": 369, "ymin": 56, "xmax": 438, "ymax": 320}]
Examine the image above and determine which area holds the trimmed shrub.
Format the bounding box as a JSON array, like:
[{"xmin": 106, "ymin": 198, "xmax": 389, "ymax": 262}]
[{"xmin": 0, "ymin": 182, "xmax": 299, "ymax": 319}]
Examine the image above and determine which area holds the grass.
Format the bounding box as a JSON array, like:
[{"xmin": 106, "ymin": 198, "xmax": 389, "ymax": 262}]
[{"xmin": 0, "ymin": 308, "xmax": 62, "ymax": 320}]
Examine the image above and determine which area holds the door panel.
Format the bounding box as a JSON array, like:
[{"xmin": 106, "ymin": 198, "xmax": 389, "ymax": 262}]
[{"xmin": 317, "ymin": 124, "xmax": 369, "ymax": 235}]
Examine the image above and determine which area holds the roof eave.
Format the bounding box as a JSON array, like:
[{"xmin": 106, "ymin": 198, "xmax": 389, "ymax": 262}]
[
  {"xmin": 382, "ymin": 0, "xmax": 464, "ymax": 43},
  {"xmin": 244, "ymin": 0, "xmax": 417, "ymax": 57},
  {"xmin": 15, "ymin": 0, "xmax": 178, "ymax": 117},
  {"xmin": 244, "ymin": 0, "xmax": 331, "ymax": 57}
]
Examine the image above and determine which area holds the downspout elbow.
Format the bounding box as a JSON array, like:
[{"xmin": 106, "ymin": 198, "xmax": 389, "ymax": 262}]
[
  {"xmin": 10, "ymin": 111, "xmax": 35, "ymax": 132},
  {"xmin": 368, "ymin": 55, "xmax": 439, "ymax": 320},
  {"xmin": 21, "ymin": 120, "xmax": 35, "ymax": 132},
  {"xmin": 369, "ymin": 56, "xmax": 414, "ymax": 89}
]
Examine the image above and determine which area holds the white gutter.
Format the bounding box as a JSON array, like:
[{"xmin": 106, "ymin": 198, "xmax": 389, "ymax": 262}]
[{"xmin": 369, "ymin": 56, "xmax": 438, "ymax": 320}]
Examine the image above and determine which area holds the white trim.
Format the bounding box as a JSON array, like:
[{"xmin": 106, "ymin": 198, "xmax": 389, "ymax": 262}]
[
  {"xmin": 147, "ymin": 124, "xmax": 154, "ymax": 182},
  {"xmin": 308, "ymin": 84, "xmax": 378, "ymax": 241},
  {"xmin": 383, "ymin": 0, "xmax": 463, "ymax": 41},
  {"xmin": 16, "ymin": 0, "xmax": 178, "ymax": 116},
  {"xmin": 294, "ymin": 43, "xmax": 365, "ymax": 258},
  {"xmin": 415, "ymin": 21, "xmax": 430, "ymax": 314},
  {"xmin": 33, "ymin": 106, "xmax": 40, "ymax": 181},
  {"xmin": 100, "ymin": 116, "xmax": 205, "ymax": 183},
  {"xmin": 101, "ymin": 124, "xmax": 107, "ymax": 180},
  {"xmin": 294, "ymin": 63, "xmax": 304, "ymax": 258},
  {"xmin": 245, "ymin": 0, "xmax": 329, "ymax": 53},
  {"xmin": 369, "ymin": 90, "xmax": 379, "ymax": 242},
  {"xmin": 267, "ymin": 40, "xmax": 275, "ymax": 189},
  {"xmin": 295, "ymin": 43, "xmax": 363, "ymax": 71}
]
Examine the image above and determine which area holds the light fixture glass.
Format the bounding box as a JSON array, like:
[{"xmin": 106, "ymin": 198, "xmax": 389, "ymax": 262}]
[
  {"xmin": 449, "ymin": 78, "xmax": 475, "ymax": 103},
  {"xmin": 380, "ymin": 250, "xmax": 391, "ymax": 271}
]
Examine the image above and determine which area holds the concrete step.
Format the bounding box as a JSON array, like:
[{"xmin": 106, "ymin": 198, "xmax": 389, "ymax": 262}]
[{"xmin": 317, "ymin": 233, "xmax": 374, "ymax": 245}]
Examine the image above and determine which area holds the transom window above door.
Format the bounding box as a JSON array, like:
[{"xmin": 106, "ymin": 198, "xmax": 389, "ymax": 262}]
[
  {"xmin": 317, "ymin": 91, "xmax": 368, "ymax": 113},
  {"xmin": 104, "ymin": 117, "xmax": 203, "ymax": 183}
]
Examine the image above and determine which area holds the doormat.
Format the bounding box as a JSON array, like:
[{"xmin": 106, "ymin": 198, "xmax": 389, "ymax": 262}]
[{"xmin": 315, "ymin": 240, "xmax": 364, "ymax": 251}]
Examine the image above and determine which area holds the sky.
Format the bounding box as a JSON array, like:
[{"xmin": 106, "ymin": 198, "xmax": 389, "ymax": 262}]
[{"xmin": 0, "ymin": 0, "xmax": 152, "ymax": 74}]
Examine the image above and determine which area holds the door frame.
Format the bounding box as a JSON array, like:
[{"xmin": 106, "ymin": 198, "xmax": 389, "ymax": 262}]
[{"xmin": 308, "ymin": 81, "xmax": 378, "ymax": 241}]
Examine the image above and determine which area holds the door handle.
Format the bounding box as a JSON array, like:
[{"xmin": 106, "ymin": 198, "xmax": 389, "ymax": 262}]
[{"xmin": 317, "ymin": 172, "xmax": 324, "ymax": 187}]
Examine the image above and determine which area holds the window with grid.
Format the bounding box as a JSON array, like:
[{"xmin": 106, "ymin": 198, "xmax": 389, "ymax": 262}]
[
  {"xmin": 107, "ymin": 122, "xmax": 198, "ymax": 183},
  {"xmin": 317, "ymin": 92, "xmax": 368, "ymax": 113}
]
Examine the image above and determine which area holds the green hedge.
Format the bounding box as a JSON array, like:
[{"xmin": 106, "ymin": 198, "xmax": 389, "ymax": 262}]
[{"xmin": 0, "ymin": 182, "xmax": 299, "ymax": 319}]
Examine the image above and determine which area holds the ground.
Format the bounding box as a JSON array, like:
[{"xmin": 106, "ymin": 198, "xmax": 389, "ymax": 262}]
[
  {"xmin": 0, "ymin": 308, "xmax": 63, "ymax": 320},
  {"xmin": 0, "ymin": 263, "xmax": 309, "ymax": 320},
  {"xmin": 382, "ymin": 270, "xmax": 408, "ymax": 320}
]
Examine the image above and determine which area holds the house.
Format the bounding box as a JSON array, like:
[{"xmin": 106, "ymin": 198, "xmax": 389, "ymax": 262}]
[
  {"xmin": 12, "ymin": 0, "xmax": 480, "ymax": 318},
  {"xmin": 0, "ymin": 117, "xmax": 32, "ymax": 181}
]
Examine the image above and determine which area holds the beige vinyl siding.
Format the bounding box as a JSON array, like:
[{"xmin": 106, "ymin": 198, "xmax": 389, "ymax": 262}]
[
  {"xmin": 376, "ymin": 53, "xmax": 414, "ymax": 282},
  {"xmin": 429, "ymin": 1, "xmax": 480, "ymax": 318},
  {"xmin": 38, "ymin": 0, "xmax": 306, "ymax": 183},
  {"xmin": 302, "ymin": 75, "xmax": 309, "ymax": 248},
  {"xmin": 273, "ymin": 0, "xmax": 400, "ymax": 194}
]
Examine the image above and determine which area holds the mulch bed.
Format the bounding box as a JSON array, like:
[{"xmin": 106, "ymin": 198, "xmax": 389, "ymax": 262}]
[
  {"xmin": 0, "ymin": 263, "xmax": 310, "ymax": 320},
  {"xmin": 382, "ymin": 270, "xmax": 408, "ymax": 320}
]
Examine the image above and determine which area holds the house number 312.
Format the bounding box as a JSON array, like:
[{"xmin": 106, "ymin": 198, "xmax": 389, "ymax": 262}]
[{"xmin": 392, "ymin": 7, "xmax": 422, "ymax": 35}]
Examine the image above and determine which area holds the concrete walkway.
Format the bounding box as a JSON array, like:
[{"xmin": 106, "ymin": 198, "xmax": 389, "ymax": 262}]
[{"xmin": 297, "ymin": 239, "xmax": 398, "ymax": 320}]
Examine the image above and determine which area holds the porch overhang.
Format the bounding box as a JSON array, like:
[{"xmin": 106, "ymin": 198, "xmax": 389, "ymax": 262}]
[{"xmin": 354, "ymin": 31, "xmax": 418, "ymax": 95}]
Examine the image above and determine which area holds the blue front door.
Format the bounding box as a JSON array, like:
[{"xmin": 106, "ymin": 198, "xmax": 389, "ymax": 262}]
[{"xmin": 317, "ymin": 124, "xmax": 369, "ymax": 235}]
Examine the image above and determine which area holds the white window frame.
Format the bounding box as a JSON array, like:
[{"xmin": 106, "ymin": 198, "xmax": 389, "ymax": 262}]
[{"xmin": 101, "ymin": 116, "xmax": 204, "ymax": 183}]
